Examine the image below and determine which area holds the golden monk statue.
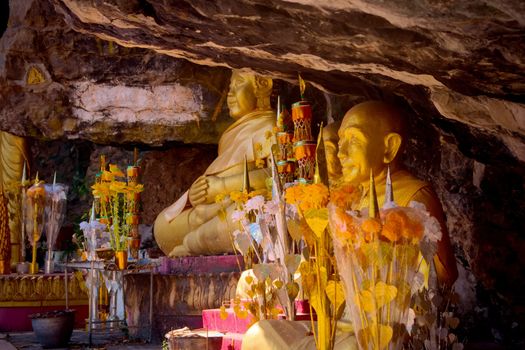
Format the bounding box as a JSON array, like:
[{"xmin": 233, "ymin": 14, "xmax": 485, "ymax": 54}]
[
  {"xmin": 322, "ymin": 121, "xmax": 343, "ymax": 185},
  {"xmin": 337, "ymin": 101, "xmax": 457, "ymax": 285},
  {"xmin": 0, "ymin": 131, "xmax": 28, "ymax": 271},
  {"xmin": 242, "ymin": 101, "xmax": 458, "ymax": 350},
  {"xmin": 154, "ymin": 70, "xmax": 274, "ymax": 256}
]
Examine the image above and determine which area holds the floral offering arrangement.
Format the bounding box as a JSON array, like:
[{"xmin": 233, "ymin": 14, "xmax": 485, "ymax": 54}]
[
  {"xmin": 285, "ymin": 179, "xmax": 362, "ymax": 350},
  {"xmin": 328, "ymin": 172, "xmax": 443, "ymax": 350},
  {"xmin": 409, "ymin": 284, "xmax": 464, "ymax": 350},
  {"xmin": 227, "ymin": 75, "xmax": 456, "ymax": 350},
  {"xmin": 90, "ymin": 156, "xmax": 144, "ymax": 255},
  {"xmin": 25, "ymin": 175, "xmax": 46, "ymax": 273},
  {"xmin": 222, "ymin": 155, "xmax": 301, "ymax": 322},
  {"xmin": 73, "ymin": 153, "xmax": 143, "ymax": 268}
]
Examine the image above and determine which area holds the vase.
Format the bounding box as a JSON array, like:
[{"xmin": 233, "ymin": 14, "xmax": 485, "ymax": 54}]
[
  {"xmin": 30, "ymin": 309, "xmax": 75, "ymax": 348},
  {"xmin": 115, "ymin": 250, "xmax": 127, "ymax": 270}
]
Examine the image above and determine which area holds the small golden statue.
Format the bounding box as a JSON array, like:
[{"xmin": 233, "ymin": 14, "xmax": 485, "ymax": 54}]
[{"xmin": 154, "ymin": 70, "xmax": 275, "ymax": 256}]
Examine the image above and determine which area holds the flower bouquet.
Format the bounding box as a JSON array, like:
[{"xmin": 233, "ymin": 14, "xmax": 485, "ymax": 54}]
[
  {"xmin": 285, "ymin": 180, "xmax": 361, "ymax": 350},
  {"xmin": 328, "ymin": 173, "xmax": 442, "ymax": 350},
  {"xmin": 91, "ymin": 161, "xmax": 143, "ymax": 269},
  {"xmin": 25, "ymin": 176, "xmax": 46, "ymax": 274},
  {"xmin": 43, "ymin": 182, "xmax": 68, "ymax": 273},
  {"xmin": 79, "ymin": 205, "xmax": 109, "ymax": 261},
  {"xmin": 223, "ymin": 156, "xmax": 300, "ymax": 322}
]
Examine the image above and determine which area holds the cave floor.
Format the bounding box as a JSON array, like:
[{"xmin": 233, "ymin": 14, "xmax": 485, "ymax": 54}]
[{"xmin": 0, "ymin": 330, "xmax": 159, "ymax": 349}]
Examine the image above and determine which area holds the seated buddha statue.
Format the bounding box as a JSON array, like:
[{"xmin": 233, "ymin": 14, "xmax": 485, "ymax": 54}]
[
  {"xmin": 241, "ymin": 101, "xmax": 458, "ymax": 350},
  {"xmin": 154, "ymin": 70, "xmax": 275, "ymax": 256}
]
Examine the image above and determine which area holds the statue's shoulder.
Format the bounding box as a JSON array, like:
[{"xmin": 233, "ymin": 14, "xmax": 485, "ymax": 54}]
[{"xmin": 392, "ymin": 169, "xmax": 433, "ymax": 206}]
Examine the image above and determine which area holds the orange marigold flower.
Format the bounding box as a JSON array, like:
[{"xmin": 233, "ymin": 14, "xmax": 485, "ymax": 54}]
[
  {"xmin": 231, "ymin": 190, "xmax": 249, "ymax": 204},
  {"xmin": 385, "ymin": 210, "xmax": 409, "ymax": 228},
  {"xmin": 285, "ymin": 185, "xmax": 304, "ymax": 206},
  {"xmin": 361, "ymin": 218, "xmax": 382, "ymax": 238},
  {"xmin": 27, "ymin": 185, "xmax": 46, "ymax": 199},
  {"xmin": 298, "ymin": 183, "xmax": 329, "ymax": 211},
  {"xmin": 402, "ymin": 221, "xmax": 424, "ymax": 241},
  {"xmin": 382, "ymin": 221, "xmax": 402, "ymax": 242},
  {"xmin": 330, "ymin": 183, "xmax": 361, "ymax": 210}
]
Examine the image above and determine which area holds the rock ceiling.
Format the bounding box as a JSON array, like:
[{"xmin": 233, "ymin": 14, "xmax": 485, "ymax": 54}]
[{"xmin": 1, "ymin": 0, "xmax": 524, "ymax": 162}]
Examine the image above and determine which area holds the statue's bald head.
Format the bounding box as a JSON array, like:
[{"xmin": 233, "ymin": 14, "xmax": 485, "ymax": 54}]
[
  {"xmin": 337, "ymin": 101, "xmax": 406, "ymax": 185},
  {"xmin": 339, "ymin": 101, "xmax": 406, "ymax": 140}
]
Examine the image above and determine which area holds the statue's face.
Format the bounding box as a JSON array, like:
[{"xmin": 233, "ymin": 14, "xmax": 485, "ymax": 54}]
[
  {"xmin": 322, "ymin": 123, "xmax": 343, "ymax": 183},
  {"xmin": 227, "ymin": 71, "xmax": 257, "ymax": 119},
  {"xmin": 337, "ymin": 111, "xmax": 385, "ymax": 185}
]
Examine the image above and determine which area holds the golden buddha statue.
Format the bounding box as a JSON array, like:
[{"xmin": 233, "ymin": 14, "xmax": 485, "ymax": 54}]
[
  {"xmin": 242, "ymin": 101, "xmax": 458, "ymax": 350},
  {"xmin": 0, "ymin": 131, "xmax": 28, "ymax": 271},
  {"xmin": 154, "ymin": 70, "xmax": 275, "ymax": 256},
  {"xmin": 322, "ymin": 121, "xmax": 343, "ymax": 185}
]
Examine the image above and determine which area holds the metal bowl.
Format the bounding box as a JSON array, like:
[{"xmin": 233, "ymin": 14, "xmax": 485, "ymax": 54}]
[{"xmin": 96, "ymin": 248, "xmax": 115, "ymax": 261}]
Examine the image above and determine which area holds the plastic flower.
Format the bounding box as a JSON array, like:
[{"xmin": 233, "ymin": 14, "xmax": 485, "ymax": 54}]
[
  {"xmin": 109, "ymin": 181, "xmax": 127, "ymax": 193},
  {"xmin": 231, "ymin": 209, "xmax": 245, "ymax": 223},
  {"xmin": 248, "ymin": 189, "xmax": 267, "ymax": 199},
  {"xmin": 300, "ymin": 183, "xmax": 329, "ymax": 210},
  {"xmin": 332, "ymin": 207, "xmax": 355, "ymax": 242},
  {"xmin": 381, "ymin": 210, "xmax": 408, "ymax": 242},
  {"xmin": 263, "ymin": 200, "xmax": 279, "ymax": 215},
  {"xmin": 286, "ymin": 183, "xmax": 329, "ymax": 212},
  {"xmin": 245, "ymin": 195, "xmax": 265, "ymax": 212}
]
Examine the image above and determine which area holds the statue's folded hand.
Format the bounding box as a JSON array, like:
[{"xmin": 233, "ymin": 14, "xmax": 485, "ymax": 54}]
[
  {"xmin": 189, "ymin": 175, "xmax": 209, "ymax": 206},
  {"xmin": 189, "ymin": 175, "xmax": 226, "ymax": 206}
]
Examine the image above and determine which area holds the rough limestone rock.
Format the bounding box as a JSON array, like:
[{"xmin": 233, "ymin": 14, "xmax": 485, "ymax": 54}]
[
  {"xmin": 0, "ymin": 0, "xmax": 232, "ymax": 145},
  {"xmin": 50, "ymin": 0, "xmax": 525, "ymax": 161}
]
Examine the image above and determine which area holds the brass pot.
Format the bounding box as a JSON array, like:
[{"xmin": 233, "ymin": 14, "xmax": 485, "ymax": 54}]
[
  {"xmin": 115, "ymin": 250, "xmax": 127, "ymax": 270},
  {"xmin": 95, "ymin": 248, "xmax": 115, "ymax": 261}
]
